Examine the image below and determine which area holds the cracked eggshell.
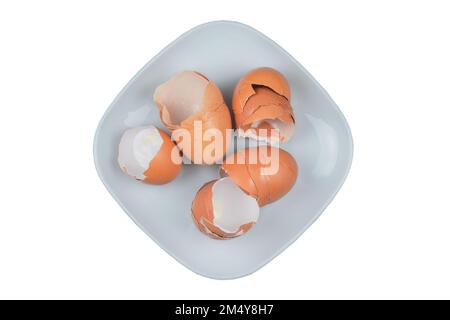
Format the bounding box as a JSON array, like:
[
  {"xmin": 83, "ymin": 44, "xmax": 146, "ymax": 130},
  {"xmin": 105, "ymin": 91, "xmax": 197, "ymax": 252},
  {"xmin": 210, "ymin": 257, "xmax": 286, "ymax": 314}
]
[
  {"xmin": 191, "ymin": 177, "xmax": 259, "ymax": 239},
  {"xmin": 118, "ymin": 125, "xmax": 182, "ymax": 184},
  {"xmin": 153, "ymin": 71, "xmax": 232, "ymax": 164},
  {"xmin": 221, "ymin": 146, "xmax": 298, "ymax": 206},
  {"xmin": 232, "ymin": 67, "xmax": 295, "ymax": 143}
]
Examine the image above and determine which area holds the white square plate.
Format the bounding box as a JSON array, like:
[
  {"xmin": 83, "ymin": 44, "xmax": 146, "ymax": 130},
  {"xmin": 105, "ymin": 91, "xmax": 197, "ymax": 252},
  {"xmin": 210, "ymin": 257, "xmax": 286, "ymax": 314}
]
[{"xmin": 94, "ymin": 21, "xmax": 353, "ymax": 279}]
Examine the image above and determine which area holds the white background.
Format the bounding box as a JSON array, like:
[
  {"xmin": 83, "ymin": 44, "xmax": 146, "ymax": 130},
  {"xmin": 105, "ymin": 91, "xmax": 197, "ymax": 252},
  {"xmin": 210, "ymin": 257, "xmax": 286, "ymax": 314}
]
[{"xmin": 1, "ymin": 0, "xmax": 449, "ymax": 299}]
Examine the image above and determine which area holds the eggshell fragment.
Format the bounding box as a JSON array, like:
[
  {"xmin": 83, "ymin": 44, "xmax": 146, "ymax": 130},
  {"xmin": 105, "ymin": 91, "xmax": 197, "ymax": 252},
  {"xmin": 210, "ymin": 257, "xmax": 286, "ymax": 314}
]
[
  {"xmin": 154, "ymin": 71, "xmax": 232, "ymax": 164},
  {"xmin": 191, "ymin": 177, "xmax": 259, "ymax": 239},
  {"xmin": 232, "ymin": 67, "xmax": 295, "ymax": 143},
  {"xmin": 118, "ymin": 125, "xmax": 182, "ymax": 184},
  {"xmin": 221, "ymin": 146, "xmax": 298, "ymax": 206}
]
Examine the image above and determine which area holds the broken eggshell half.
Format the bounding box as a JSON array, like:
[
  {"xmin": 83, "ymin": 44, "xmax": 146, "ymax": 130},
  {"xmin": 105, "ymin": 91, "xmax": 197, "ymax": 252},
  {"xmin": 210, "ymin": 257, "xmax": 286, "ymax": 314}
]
[
  {"xmin": 191, "ymin": 177, "xmax": 260, "ymax": 239},
  {"xmin": 221, "ymin": 146, "xmax": 298, "ymax": 206},
  {"xmin": 232, "ymin": 67, "xmax": 295, "ymax": 143},
  {"xmin": 118, "ymin": 125, "xmax": 182, "ymax": 184},
  {"xmin": 153, "ymin": 71, "xmax": 232, "ymax": 165}
]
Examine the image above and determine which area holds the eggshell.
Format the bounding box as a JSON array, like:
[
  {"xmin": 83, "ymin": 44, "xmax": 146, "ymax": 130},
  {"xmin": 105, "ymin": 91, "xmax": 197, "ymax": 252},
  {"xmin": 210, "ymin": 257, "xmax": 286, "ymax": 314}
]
[
  {"xmin": 221, "ymin": 146, "xmax": 298, "ymax": 206},
  {"xmin": 232, "ymin": 67, "xmax": 295, "ymax": 143},
  {"xmin": 118, "ymin": 125, "xmax": 182, "ymax": 184},
  {"xmin": 191, "ymin": 177, "xmax": 259, "ymax": 239},
  {"xmin": 154, "ymin": 71, "xmax": 232, "ymax": 164},
  {"xmin": 239, "ymin": 82, "xmax": 291, "ymax": 121}
]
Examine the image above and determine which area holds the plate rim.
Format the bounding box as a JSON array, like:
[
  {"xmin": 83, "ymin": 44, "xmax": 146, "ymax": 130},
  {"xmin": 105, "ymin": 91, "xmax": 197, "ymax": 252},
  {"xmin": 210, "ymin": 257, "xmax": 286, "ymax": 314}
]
[{"xmin": 93, "ymin": 20, "xmax": 354, "ymax": 280}]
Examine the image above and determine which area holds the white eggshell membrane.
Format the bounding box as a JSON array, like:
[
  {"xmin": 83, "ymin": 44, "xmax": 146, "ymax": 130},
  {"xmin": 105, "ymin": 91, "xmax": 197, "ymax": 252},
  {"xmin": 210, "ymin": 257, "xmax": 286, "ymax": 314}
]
[
  {"xmin": 153, "ymin": 71, "xmax": 208, "ymax": 124},
  {"xmin": 211, "ymin": 177, "xmax": 259, "ymax": 234},
  {"xmin": 239, "ymin": 119, "xmax": 294, "ymax": 144},
  {"xmin": 118, "ymin": 126, "xmax": 163, "ymax": 180}
]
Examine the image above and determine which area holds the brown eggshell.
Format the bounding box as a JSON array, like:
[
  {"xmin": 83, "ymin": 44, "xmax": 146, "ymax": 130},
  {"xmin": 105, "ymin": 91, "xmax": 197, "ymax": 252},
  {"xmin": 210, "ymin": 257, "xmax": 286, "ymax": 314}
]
[
  {"xmin": 191, "ymin": 179, "xmax": 257, "ymax": 239},
  {"xmin": 232, "ymin": 67, "xmax": 291, "ymax": 110},
  {"xmin": 172, "ymin": 100, "xmax": 232, "ymax": 165},
  {"xmin": 239, "ymin": 85, "xmax": 292, "ymax": 125},
  {"xmin": 232, "ymin": 68, "xmax": 295, "ymax": 142},
  {"xmin": 221, "ymin": 146, "xmax": 298, "ymax": 206},
  {"xmin": 191, "ymin": 180, "xmax": 223, "ymax": 239},
  {"xmin": 241, "ymin": 105, "xmax": 294, "ymax": 128},
  {"xmin": 154, "ymin": 71, "xmax": 232, "ymax": 164},
  {"xmin": 118, "ymin": 126, "xmax": 182, "ymax": 185},
  {"xmin": 143, "ymin": 129, "xmax": 182, "ymax": 184}
]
